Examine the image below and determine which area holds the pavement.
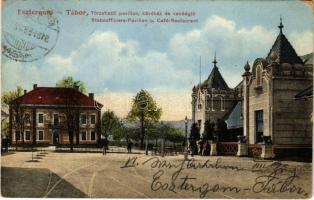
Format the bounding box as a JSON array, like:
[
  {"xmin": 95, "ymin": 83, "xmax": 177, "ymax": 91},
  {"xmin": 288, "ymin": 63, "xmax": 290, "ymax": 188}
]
[{"xmin": 1, "ymin": 151, "xmax": 312, "ymax": 198}]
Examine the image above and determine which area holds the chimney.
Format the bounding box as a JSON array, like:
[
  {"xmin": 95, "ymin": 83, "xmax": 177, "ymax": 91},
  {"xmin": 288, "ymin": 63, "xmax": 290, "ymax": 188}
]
[
  {"xmin": 24, "ymin": 90, "xmax": 27, "ymax": 94},
  {"xmin": 89, "ymin": 93, "xmax": 94, "ymax": 99},
  {"xmin": 33, "ymin": 84, "xmax": 37, "ymax": 89},
  {"xmin": 74, "ymin": 85, "xmax": 79, "ymax": 91}
]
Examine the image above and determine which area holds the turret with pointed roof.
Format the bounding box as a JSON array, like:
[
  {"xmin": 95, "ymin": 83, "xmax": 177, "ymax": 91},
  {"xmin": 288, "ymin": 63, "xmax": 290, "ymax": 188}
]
[
  {"xmin": 201, "ymin": 54, "xmax": 229, "ymax": 90},
  {"xmin": 265, "ymin": 17, "xmax": 303, "ymax": 65}
]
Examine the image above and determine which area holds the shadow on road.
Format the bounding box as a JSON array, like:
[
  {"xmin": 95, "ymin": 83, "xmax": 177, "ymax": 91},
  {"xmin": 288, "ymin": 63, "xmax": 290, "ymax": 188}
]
[{"xmin": 1, "ymin": 167, "xmax": 86, "ymax": 198}]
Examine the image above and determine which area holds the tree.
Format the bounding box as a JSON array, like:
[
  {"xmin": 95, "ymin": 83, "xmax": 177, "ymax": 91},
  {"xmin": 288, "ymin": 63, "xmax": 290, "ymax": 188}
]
[
  {"xmin": 127, "ymin": 90, "xmax": 162, "ymax": 149},
  {"xmin": 1, "ymin": 121, "xmax": 9, "ymax": 138},
  {"xmin": 63, "ymin": 89, "xmax": 81, "ymax": 150},
  {"xmin": 203, "ymin": 120, "xmax": 214, "ymax": 141},
  {"xmin": 190, "ymin": 123, "xmax": 200, "ymax": 141},
  {"xmin": 56, "ymin": 76, "xmax": 87, "ymax": 94},
  {"xmin": 2, "ymin": 86, "xmax": 25, "ymax": 147},
  {"xmin": 189, "ymin": 123, "xmax": 200, "ymax": 155},
  {"xmin": 163, "ymin": 125, "xmax": 184, "ymax": 148},
  {"xmin": 215, "ymin": 118, "xmax": 228, "ymax": 142},
  {"xmin": 56, "ymin": 77, "xmax": 87, "ymax": 149},
  {"xmin": 2, "ymin": 86, "xmax": 23, "ymax": 108},
  {"xmin": 101, "ymin": 110, "xmax": 122, "ymax": 137}
]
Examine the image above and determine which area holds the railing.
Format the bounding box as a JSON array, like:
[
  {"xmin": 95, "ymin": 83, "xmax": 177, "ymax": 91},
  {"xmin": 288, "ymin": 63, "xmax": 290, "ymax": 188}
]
[
  {"xmin": 48, "ymin": 123, "xmax": 66, "ymax": 129},
  {"xmin": 248, "ymin": 145, "xmax": 262, "ymax": 157},
  {"xmin": 218, "ymin": 142, "xmax": 238, "ymax": 155}
]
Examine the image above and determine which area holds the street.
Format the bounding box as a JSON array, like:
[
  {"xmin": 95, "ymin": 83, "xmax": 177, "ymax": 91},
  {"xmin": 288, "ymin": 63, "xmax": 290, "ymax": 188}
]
[{"xmin": 1, "ymin": 151, "xmax": 312, "ymax": 198}]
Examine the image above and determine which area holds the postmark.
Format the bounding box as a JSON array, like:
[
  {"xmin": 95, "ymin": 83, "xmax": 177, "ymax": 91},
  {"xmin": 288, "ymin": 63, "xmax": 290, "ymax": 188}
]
[{"xmin": 2, "ymin": 3, "xmax": 59, "ymax": 62}]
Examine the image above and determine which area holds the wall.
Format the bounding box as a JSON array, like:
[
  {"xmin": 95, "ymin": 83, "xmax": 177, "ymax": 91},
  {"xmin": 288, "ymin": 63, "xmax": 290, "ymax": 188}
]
[
  {"xmin": 11, "ymin": 107, "xmax": 99, "ymax": 145},
  {"xmin": 272, "ymin": 77, "xmax": 312, "ymax": 145},
  {"xmin": 247, "ymin": 75, "xmax": 271, "ymax": 144}
]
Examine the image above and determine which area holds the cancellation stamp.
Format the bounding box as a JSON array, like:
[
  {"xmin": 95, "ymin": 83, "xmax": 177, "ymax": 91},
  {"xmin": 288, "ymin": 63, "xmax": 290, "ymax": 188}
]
[{"xmin": 2, "ymin": 5, "xmax": 59, "ymax": 62}]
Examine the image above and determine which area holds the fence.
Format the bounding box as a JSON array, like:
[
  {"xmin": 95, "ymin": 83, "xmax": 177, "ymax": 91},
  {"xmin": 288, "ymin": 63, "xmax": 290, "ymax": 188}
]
[{"xmin": 217, "ymin": 142, "xmax": 238, "ymax": 155}]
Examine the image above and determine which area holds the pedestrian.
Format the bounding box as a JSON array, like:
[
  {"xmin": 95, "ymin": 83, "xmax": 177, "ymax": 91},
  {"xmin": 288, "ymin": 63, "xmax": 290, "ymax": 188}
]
[
  {"xmin": 103, "ymin": 137, "xmax": 108, "ymax": 155},
  {"xmin": 202, "ymin": 141, "xmax": 209, "ymax": 156},
  {"xmin": 198, "ymin": 140, "xmax": 204, "ymax": 156},
  {"xmin": 5, "ymin": 138, "xmax": 9, "ymax": 152},
  {"xmin": 127, "ymin": 140, "xmax": 133, "ymax": 153}
]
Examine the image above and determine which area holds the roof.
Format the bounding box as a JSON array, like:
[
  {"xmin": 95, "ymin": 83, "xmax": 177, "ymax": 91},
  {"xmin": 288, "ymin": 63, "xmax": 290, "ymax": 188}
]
[
  {"xmin": 200, "ymin": 66, "xmax": 229, "ymax": 90},
  {"xmin": 234, "ymin": 80, "xmax": 243, "ymax": 90},
  {"xmin": 300, "ymin": 52, "xmax": 313, "ymax": 65},
  {"xmin": 265, "ymin": 21, "xmax": 303, "ymax": 65},
  {"xmin": 11, "ymin": 87, "xmax": 103, "ymax": 108},
  {"xmin": 225, "ymin": 101, "xmax": 243, "ymax": 129},
  {"xmin": 295, "ymin": 86, "xmax": 313, "ymax": 99}
]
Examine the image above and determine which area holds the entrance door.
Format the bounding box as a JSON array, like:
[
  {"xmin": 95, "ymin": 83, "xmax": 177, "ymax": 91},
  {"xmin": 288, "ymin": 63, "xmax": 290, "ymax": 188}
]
[
  {"xmin": 255, "ymin": 110, "xmax": 263, "ymax": 143},
  {"xmin": 53, "ymin": 131, "xmax": 59, "ymax": 145}
]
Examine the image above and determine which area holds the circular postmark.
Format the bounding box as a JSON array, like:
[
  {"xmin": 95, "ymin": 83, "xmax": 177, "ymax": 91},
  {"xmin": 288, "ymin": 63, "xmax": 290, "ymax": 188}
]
[
  {"xmin": 136, "ymin": 93, "xmax": 149, "ymax": 111},
  {"xmin": 2, "ymin": 3, "xmax": 59, "ymax": 62}
]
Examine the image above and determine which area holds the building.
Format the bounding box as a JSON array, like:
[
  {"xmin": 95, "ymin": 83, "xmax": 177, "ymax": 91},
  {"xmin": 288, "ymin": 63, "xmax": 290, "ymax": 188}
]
[
  {"xmin": 191, "ymin": 19, "xmax": 313, "ymax": 158},
  {"xmin": 191, "ymin": 55, "xmax": 242, "ymax": 134},
  {"xmin": 9, "ymin": 84, "xmax": 103, "ymax": 145},
  {"xmin": 242, "ymin": 19, "xmax": 312, "ymax": 156}
]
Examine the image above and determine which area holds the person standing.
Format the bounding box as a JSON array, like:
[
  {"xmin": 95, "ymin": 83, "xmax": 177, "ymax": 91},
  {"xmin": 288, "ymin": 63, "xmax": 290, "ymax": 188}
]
[
  {"xmin": 102, "ymin": 137, "xmax": 108, "ymax": 155},
  {"xmin": 127, "ymin": 140, "xmax": 133, "ymax": 153}
]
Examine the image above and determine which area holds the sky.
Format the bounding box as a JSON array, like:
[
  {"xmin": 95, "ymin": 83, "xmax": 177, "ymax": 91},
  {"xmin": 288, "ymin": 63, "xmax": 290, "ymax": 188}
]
[{"xmin": 2, "ymin": 0, "xmax": 313, "ymax": 120}]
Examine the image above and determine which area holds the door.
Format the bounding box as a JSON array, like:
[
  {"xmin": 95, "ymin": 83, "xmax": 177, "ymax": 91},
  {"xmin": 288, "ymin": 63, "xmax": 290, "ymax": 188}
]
[
  {"xmin": 255, "ymin": 110, "xmax": 264, "ymax": 143},
  {"xmin": 53, "ymin": 131, "xmax": 59, "ymax": 145}
]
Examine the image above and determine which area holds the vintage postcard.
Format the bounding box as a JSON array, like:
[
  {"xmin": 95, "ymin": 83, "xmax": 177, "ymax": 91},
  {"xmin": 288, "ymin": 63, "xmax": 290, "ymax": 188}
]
[{"xmin": 1, "ymin": 0, "xmax": 313, "ymax": 198}]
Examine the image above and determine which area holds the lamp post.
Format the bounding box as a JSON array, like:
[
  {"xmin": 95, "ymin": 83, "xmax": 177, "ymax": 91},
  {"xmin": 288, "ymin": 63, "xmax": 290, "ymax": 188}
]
[
  {"xmin": 184, "ymin": 116, "xmax": 188, "ymax": 160},
  {"xmin": 160, "ymin": 121, "xmax": 164, "ymax": 157},
  {"xmin": 145, "ymin": 127, "xmax": 148, "ymax": 155}
]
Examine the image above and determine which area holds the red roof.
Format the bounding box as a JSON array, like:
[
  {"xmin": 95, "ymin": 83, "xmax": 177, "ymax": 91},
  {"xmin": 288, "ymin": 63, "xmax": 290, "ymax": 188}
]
[{"xmin": 12, "ymin": 87, "xmax": 103, "ymax": 108}]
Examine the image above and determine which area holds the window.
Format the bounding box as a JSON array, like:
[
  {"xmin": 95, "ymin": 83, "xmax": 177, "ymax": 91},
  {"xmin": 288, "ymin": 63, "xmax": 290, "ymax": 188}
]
[
  {"xmin": 91, "ymin": 131, "xmax": 96, "ymax": 141},
  {"xmin": 90, "ymin": 114, "xmax": 96, "ymax": 125},
  {"xmin": 256, "ymin": 65, "xmax": 262, "ymax": 87},
  {"xmin": 255, "ymin": 110, "xmax": 264, "ymax": 143},
  {"xmin": 220, "ymin": 97, "xmax": 225, "ymax": 111},
  {"xmin": 25, "ymin": 130, "xmax": 31, "ymax": 141},
  {"xmin": 15, "ymin": 131, "xmax": 20, "ymax": 141},
  {"xmin": 24, "ymin": 113, "xmax": 30, "ymax": 124},
  {"xmin": 81, "ymin": 131, "xmax": 87, "ymax": 141},
  {"xmin": 53, "ymin": 113, "xmax": 59, "ymax": 125},
  {"xmin": 81, "ymin": 114, "xmax": 87, "ymax": 125},
  {"xmin": 38, "ymin": 113, "xmax": 44, "ymax": 124},
  {"xmin": 38, "ymin": 130, "xmax": 44, "ymax": 141}
]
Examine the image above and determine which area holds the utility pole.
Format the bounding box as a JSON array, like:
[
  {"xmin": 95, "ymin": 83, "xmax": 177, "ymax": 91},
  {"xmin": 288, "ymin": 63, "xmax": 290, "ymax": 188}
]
[{"xmin": 184, "ymin": 116, "xmax": 188, "ymax": 160}]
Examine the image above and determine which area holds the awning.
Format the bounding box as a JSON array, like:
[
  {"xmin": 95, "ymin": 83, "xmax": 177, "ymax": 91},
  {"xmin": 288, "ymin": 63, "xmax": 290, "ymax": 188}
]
[{"xmin": 225, "ymin": 101, "xmax": 243, "ymax": 129}]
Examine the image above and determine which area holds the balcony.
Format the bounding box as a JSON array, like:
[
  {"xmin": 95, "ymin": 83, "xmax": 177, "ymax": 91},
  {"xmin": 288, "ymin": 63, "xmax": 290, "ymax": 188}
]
[{"xmin": 48, "ymin": 123, "xmax": 65, "ymax": 130}]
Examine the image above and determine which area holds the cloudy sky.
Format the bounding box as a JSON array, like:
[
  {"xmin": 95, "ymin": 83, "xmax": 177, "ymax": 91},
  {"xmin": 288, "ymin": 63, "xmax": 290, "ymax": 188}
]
[{"xmin": 2, "ymin": 0, "xmax": 313, "ymax": 120}]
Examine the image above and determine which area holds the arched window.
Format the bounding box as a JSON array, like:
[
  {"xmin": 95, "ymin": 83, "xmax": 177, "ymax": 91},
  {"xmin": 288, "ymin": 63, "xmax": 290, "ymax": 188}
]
[
  {"xmin": 256, "ymin": 64, "xmax": 262, "ymax": 87},
  {"xmin": 211, "ymin": 88, "xmax": 215, "ymax": 111},
  {"xmin": 205, "ymin": 90, "xmax": 211, "ymax": 111}
]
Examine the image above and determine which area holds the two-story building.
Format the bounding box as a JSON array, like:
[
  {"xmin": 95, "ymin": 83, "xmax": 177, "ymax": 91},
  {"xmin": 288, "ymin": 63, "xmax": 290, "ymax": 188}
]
[{"xmin": 9, "ymin": 84, "xmax": 103, "ymax": 145}]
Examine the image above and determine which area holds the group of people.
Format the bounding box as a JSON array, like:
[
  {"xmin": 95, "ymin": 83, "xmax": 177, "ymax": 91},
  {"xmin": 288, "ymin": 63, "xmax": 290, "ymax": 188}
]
[
  {"xmin": 188, "ymin": 140, "xmax": 211, "ymax": 156},
  {"xmin": 100, "ymin": 137, "xmax": 133, "ymax": 155}
]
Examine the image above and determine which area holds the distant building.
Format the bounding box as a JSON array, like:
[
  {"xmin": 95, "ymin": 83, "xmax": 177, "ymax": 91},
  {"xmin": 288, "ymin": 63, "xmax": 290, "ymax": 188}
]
[
  {"xmin": 191, "ymin": 55, "xmax": 242, "ymax": 134},
  {"xmin": 9, "ymin": 84, "xmax": 103, "ymax": 145}
]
